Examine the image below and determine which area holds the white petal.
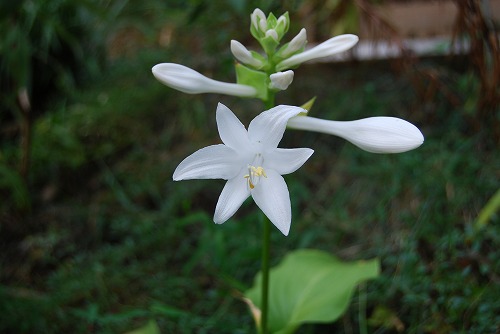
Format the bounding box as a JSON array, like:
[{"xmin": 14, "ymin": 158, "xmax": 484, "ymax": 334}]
[
  {"xmin": 251, "ymin": 169, "xmax": 292, "ymax": 236},
  {"xmin": 216, "ymin": 103, "xmax": 250, "ymax": 151},
  {"xmin": 248, "ymin": 105, "xmax": 306, "ymax": 148},
  {"xmin": 269, "ymin": 71, "xmax": 294, "ymax": 90},
  {"xmin": 230, "ymin": 40, "xmax": 263, "ymax": 68},
  {"xmin": 287, "ymin": 116, "xmax": 424, "ymax": 153},
  {"xmin": 173, "ymin": 144, "xmax": 242, "ymax": 180},
  {"xmin": 214, "ymin": 170, "xmax": 250, "ymax": 224},
  {"xmin": 276, "ymin": 34, "xmax": 358, "ymax": 70},
  {"xmin": 152, "ymin": 63, "xmax": 257, "ymax": 97},
  {"xmin": 265, "ymin": 148, "xmax": 314, "ymax": 175}
]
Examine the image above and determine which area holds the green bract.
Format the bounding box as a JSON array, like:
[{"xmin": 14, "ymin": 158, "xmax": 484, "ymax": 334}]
[{"xmin": 235, "ymin": 64, "xmax": 269, "ymax": 100}]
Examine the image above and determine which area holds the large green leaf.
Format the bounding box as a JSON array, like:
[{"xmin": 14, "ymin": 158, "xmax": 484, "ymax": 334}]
[{"xmin": 245, "ymin": 249, "xmax": 380, "ymax": 334}]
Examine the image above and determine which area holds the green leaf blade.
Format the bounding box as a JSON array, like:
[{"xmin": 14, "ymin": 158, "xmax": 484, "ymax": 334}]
[{"xmin": 245, "ymin": 249, "xmax": 380, "ymax": 333}]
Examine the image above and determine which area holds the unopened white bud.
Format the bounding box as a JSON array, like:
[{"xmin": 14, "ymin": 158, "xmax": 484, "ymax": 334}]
[
  {"xmin": 282, "ymin": 28, "xmax": 307, "ymax": 57},
  {"xmin": 269, "ymin": 71, "xmax": 294, "ymax": 90},
  {"xmin": 287, "ymin": 116, "xmax": 424, "ymax": 153},
  {"xmin": 230, "ymin": 40, "xmax": 263, "ymax": 68},
  {"xmin": 259, "ymin": 18, "xmax": 268, "ymax": 32},
  {"xmin": 276, "ymin": 15, "xmax": 287, "ymax": 30},
  {"xmin": 251, "ymin": 8, "xmax": 266, "ymax": 31},
  {"xmin": 277, "ymin": 34, "xmax": 359, "ymax": 71},
  {"xmin": 265, "ymin": 29, "xmax": 279, "ymax": 42},
  {"xmin": 152, "ymin": 63, "xmax": 257, "ymax": 97}
]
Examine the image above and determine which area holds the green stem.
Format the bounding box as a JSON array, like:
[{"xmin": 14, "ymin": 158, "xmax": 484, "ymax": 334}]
[
  {"xmin": 260, "ymin": 93, "xmax": 275, "ymax": 334},
  {"xmin": 260, "ymin": 215, "xmax": 271, "ymax": 334},
  {"xmin": 358, "ymin": 283, "xmax": 367, "ymax": 334},
  {"xmin": 264, "ymin": 92, "xmax": 275, "ymax": 110}
]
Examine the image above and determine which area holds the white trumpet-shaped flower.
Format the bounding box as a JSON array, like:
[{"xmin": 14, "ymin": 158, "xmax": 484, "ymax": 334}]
[
  {"xmin": 269, "ymin": 70, "xmax": 294, "ymax": 90},
  {"xmin": 152, "ymin": 63, "xmax": 257, "ymax": 97},
  {"xmin": 277, "ymin": 34, "xmax": 359, "ymax": 71},
  {"xmin": 287, "ymin": 116, "xmax": 424, "ymax": 153},
  {"xmin": 173, "ymin": 103, "xmax": 314, "ymax": 236}
]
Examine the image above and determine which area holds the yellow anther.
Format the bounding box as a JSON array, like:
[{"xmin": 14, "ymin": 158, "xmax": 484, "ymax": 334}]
[{"xmin": 244, "ymin": 165, "xmax": 267, "ymax": 189}]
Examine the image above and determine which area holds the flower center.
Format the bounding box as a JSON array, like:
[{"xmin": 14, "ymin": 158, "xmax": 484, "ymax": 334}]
[{"xmin": 244, "ymin": 154, "xmax": 266, "ymax": 189}]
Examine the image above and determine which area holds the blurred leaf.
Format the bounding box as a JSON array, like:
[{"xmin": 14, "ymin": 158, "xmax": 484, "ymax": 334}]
[
  {"xmin": 299, "ymin": 96, "xmax": 316, "ymax": 113},
  {"xmin": 368, "ymin": 305, "xmax": 405, "ymax": 332},
  {"xmin": 125, "ymin": 319, "xmax": 160, "ymax": 334},
  {"xmin": 475, "ymin": 188, "xmax": 500, "ymax": 230},
  {"xmin": 227, "ymin": 0, "xmax": 247, "ymax": 15},
  {"xmin": 245, "ymin": 249, "xmax": 380, "ymax": 334},
  {"xmin": 0, "ymin": 163, "xmax": 30, "ymax": 209}
]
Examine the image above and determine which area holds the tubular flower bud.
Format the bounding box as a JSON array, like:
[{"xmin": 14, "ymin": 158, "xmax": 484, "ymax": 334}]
[
  {"xmin": 251, "ymin": 8, "xmax": 267, "ymax": 31},
  {"xmin": 265, "ymin": 29, "xmax": 279, "ymax": 42},
  {"xmin": 152, "ymin": 63, "xmax": 257, "ymax": 97},
  {"xmin": 281, "ymin": 28, "xmax": 307, "ymax": 57},
  {"xmin": 277, "ymin": 34, "xmax": 359, "ymax": 71},
  {"xmin": 230, "ymin": 40, "xmax": 264, "ymax": 68},
  {"xmin": 287, "ymin": 116, "xmax": 424, "ymax": 153}
]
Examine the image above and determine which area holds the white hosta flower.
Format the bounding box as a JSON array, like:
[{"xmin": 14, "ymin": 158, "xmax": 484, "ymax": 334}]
[
  {"xmin": 152, "ymin": 63, "xmax": 257, "ymax": 97},
  {"xmin": 281, "ymin": 28, "xmax": 307, "ymax": 58},
  {"xmin": 277, "ymin": 34, "xmax": 359, "ymax": 71},
  {"xmin": 230, "ymin": 40, "xmax": 264, "ymax": 68},
  {"xmin": 173, "ymin": 103, "xmax": 314, "ymax": 236},
  {"xmin": 287, "ymin": 116, "xmax": 424, "ymax": 153},
  {"xmin": 269, "ymin": 70, "xmax": 294, "ymax": 90}
]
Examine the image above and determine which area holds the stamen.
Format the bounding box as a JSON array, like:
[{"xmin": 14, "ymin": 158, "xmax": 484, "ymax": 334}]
[{"xmin": 244, "ymin": 165, "xmax": 267, "ymax": 189}]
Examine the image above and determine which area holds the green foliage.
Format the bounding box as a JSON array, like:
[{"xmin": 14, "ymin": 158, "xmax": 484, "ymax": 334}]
[
  {"xmin": 0, "ymin": 163, "xmax": 30, "ymax": 210},
  {"xmin": 126, "ymin": 320, "xmax": 160, "ymax": 334},
  {"xmin": 246, "ymin": 250, "xmax": 379, "ymax": 333},
  {"xmin": 475, "ymin": 189, "xmax": 500, "ymax": 230},
  {"xmin": 0, "ymin": 0, "xmax": 114, "ymax": 107}
]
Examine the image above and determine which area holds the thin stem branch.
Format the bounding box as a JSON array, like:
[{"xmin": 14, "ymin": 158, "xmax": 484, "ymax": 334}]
[{"xmin": 260, "ymin": 215, "xmax": 271, "ymax": 334}]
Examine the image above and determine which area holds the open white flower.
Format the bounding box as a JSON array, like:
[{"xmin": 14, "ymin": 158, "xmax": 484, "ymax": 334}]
[
  {"xmin": 173, "ymin": 103, "xmax": 314, "ymax": 236},
  {"xmin": 287, "ymin": 115, "xmax": 424, "ymax": 153},
  {"xmin": 152, "ymin": 63, "xmax": 257, "ymax": 97},
  {"xmin": 277, "ymin": 34, "xmax": 359, "ymax": 71}
]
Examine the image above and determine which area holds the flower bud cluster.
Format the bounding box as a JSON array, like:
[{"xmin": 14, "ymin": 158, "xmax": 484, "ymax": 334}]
[
  {"xmin": 250, "ymin": 9, "xmax": 289, "ymax": 46},
  {"xmin": 230, "ymin": 8, "xmax": 359, "ymax": 98}
]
